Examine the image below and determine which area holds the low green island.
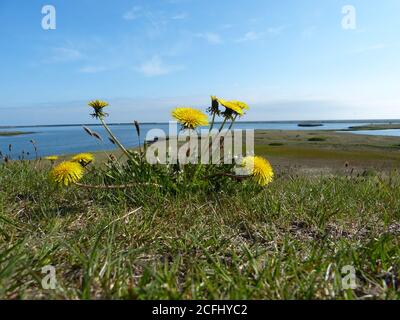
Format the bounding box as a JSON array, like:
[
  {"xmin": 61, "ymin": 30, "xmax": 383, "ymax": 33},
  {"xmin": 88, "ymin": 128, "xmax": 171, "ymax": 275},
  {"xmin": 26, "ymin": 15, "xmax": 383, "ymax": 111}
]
[
  {"xmin": 0, "ymin": 131, "xmax": 35, "ymax": 137},
  {"xmin": 344, "ymin": 123, "xmax": 400, "ymax": 131},
  {"xmin": 297, "ymin": 123, "xmax": 323, "ymax": 127}
]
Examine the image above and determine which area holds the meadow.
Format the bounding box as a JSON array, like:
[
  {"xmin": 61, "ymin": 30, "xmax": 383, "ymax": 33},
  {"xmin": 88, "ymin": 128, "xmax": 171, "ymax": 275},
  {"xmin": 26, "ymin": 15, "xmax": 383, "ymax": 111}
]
[{"xmin": 0, "ymin": 99, "xmax": 399, "ymax": 300}]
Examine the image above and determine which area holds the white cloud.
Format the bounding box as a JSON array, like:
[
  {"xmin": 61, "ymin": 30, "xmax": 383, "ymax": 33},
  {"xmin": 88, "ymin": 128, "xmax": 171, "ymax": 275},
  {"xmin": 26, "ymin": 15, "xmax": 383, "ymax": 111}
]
[
  {"xmin": 196, "ymin": 32, "xmax": 222, "ymax": 44},
  {"xmin": 236, "ymin": 31, "xmax": 263, "ymax": 42},
  {"xmin": 171, "ymin": 13, "xmax": 187, "ymax": 20},
  {"xmin": 137, "ymin": 56, "xmax": 182, "ymax": 77},
  {"xmin": 235, "ymin": 26, "xmax": 287, "ymax": 43},
  {"xmin": 267, "ymin": 25, "xmax": 287, "ymax": 35},
  {"xmin": 352, "ymin": 43, "xmax": 387, "ymax": 54},
  {"xmin": 79, "ymin": 65, "xmax": 108, "ymax": 74},
  {"xmin": 123, "ymin": 7, "xmax": 168, "ymax": 38},
  {"xmin": 123, "ymin": 6, "xmax": 141, "ymax": 20},
  {"xmin": 46, "ymin": 47, "xmax": 83, "ymax": 63},
  {"xmin": 221, "ymin": 24, "xmax": 233, "ymax": 29}
]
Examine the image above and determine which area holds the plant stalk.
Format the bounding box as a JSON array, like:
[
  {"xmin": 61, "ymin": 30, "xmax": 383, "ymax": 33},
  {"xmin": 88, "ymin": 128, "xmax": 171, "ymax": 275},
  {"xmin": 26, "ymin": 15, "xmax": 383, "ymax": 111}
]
[{"xmin": 100, "ymin": 118, "xmax": 131, "ymax": 158}]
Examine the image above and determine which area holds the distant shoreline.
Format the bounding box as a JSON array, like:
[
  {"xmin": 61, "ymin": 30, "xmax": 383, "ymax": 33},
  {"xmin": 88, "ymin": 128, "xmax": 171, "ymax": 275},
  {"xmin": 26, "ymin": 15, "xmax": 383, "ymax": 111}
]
[
  {"xmin": 1, "ymin": 119, "xmax": 400, "ymax": 129},
  {"xmin": 0, "ymin": 131, "xmax": 36, "ymax": 137},
  {"xmin": 339, "ymin": 124, "xmax": 400, "ymax": 131},
  {"xmin": 46, "ymin": 129, "xmax": 400, "ymax": 171}
]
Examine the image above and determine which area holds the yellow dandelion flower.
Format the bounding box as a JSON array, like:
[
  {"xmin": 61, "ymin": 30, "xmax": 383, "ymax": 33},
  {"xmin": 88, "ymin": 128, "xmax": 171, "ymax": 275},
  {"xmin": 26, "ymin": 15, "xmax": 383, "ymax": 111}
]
[
  {"xmin": 217, "ymin": 98, "xmax": 244, "ymax": 116},
  {"xmin": 231, "ymin": 100, "xmax": 249, "ymax": 111},
  {"xmin": 88, "ymin": 100, "xmax": 109, "ymax": 109},
  {"xmin": 211, "ymin": 96, "xmax": 219, "ymax": 110},
  {"xmin": 50, "ymin": 161, "xmax": 84, "ymax": 186},
  {"xmin": 207, "ymin": 96, "xmax": 221, "ymax": 116},
  {"xmin": 44, "ymin": 156, "xmax": 58, "ymax": 161},
  {"xmin": 88, "ymin": 100, "xmax": 109, "ymax": 118},
  {"xmin": 172, "ymin": 107, "xmax": 209, "ymax": 129},
  {"xmin": 71, "ymin": 153, "xmax": 94, "ymax": 166},
  {"xmin": 242, "ymin": 156, "xmax": 274, "ymax": 186}
]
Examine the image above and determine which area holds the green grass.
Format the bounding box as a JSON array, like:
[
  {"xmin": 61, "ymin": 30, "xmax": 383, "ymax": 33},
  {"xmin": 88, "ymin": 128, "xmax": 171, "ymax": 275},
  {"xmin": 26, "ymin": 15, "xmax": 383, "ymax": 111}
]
[
  {"xmin": 252, "ymin": 130, "xmax": 400, "ymax": 174},
  {"xmin": 268, "ymin": 142, "xmax": 284, "ymax": 146},
  {"xmin": 255, "ymin": 145, "xmax": 400, "ymax": 162},
  {"xmin": 1, "ymin": 161, "xmax": 399, "ymax": 299}
]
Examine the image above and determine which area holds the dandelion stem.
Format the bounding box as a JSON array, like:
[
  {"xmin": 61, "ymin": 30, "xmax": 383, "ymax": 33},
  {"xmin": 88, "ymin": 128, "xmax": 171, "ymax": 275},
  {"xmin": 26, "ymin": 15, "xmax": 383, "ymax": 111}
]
[
  {"xmin": 209, "ymin": 112, "xmax": 216, "ymax": 133},
  {"xmin": 100, "ymin": 118, "xmax": 131, "ymax": 158},
  {"xmin": 227, "ymin": 114, "xmax": 238, "ymax": 130},
  {"xmin": 205, "ymin": 116, "xmax": 228, "ymax": 163},
  {"xmin": 215, "ymin": 114, "xmax": 239, "ymax": 164},
  {"xmin": 209, "ymin": 115, "xmax": 237, "ymax": 165},
  {"xmin": 218, "ymin": 117, "xmax": 228, "ymax": 132}
]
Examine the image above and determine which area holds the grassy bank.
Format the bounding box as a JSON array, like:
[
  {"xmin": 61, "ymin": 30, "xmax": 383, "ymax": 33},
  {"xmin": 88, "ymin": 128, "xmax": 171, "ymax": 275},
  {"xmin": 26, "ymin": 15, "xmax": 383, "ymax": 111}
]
[
  {"xmin": 0, "ymin": 160, "xmax": 399, "ymax": 299},
  {"xmin": 253, "ymin": 130, "xmax": 400, "ymax": 174},
  {"xmin": 56, "ymin": 130, "xmax": 400, "ymax": 174},
  {"xmin": 2, "ymin": 129, "xmax": 400, "ymax": 173}
]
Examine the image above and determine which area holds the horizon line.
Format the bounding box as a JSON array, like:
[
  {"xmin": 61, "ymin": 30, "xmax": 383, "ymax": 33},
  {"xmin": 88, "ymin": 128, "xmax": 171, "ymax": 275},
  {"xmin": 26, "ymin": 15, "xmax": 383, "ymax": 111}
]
[{"xmin": 2, "ymin": 118, "xmax": 400, "ymax": 129}]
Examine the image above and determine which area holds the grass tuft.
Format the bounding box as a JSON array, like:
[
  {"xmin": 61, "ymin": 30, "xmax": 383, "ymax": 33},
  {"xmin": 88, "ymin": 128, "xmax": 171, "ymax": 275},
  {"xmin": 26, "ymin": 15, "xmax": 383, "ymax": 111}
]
[{"xmin": 308, "ymin": 137, "xmax": 327, "ymax": 142}]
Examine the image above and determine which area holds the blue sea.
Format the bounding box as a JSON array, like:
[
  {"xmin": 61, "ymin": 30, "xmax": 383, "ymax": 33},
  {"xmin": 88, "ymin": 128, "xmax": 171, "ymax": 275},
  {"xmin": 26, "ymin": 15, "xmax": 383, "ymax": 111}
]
[{"xmin": 1, "ymin": 121, "xmax": 400, "ymax": 160}]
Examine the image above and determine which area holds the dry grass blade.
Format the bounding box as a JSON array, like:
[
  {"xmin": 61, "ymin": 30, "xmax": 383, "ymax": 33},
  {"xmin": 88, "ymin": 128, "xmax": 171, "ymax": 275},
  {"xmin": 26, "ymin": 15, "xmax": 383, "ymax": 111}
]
[
  {"xmin": 109, "ymin": 207, "xmax": 142, "ymax": 226},
  {"xmin": 133, "ymin": 120, "xmax": 141, "ymax": 137},
  {"xmin": 75, "ymin": 182, "xmax": 161, "ymax": 189},
  {"xmin": 82, "ymin": 126, "xmax": 94, "ymax": 137},
  {"xmin": 91, "ymin": 131, "xmax": 103, "ymax": 141}
]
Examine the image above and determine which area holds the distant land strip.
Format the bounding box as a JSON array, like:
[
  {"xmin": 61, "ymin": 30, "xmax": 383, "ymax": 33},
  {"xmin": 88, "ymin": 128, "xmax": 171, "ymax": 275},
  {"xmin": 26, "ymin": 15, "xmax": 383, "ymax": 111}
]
[
  {"xmin": 341, "ymin": 124, "xmax": 400, "ymax": 131},
  {"xmin": 0, "ymin": 131, "xmax": 36, "ymax": 137}
]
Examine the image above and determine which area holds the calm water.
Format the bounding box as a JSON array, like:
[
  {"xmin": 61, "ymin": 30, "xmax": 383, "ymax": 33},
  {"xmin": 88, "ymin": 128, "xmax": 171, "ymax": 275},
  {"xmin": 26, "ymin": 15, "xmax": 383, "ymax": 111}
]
[{"xmin": 1, "ymin": 121, "xmax": 400, "ymax": 160}]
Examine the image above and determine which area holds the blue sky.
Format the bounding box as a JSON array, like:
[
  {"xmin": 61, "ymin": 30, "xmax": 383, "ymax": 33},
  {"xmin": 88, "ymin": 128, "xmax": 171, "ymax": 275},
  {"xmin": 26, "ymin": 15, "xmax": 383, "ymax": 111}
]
[{"xmin": 1, "ymin": 0, "xmax": 400, "ymax": 125}]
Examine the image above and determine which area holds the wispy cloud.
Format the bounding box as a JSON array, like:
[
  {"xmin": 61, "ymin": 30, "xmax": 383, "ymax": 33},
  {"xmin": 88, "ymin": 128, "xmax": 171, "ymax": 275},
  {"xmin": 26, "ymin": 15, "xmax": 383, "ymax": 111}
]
[
  {"xmin": 352, "ymin": 43, "xmax": 387, "ymax": 54},
  {"xmin": 79, "ymin": 65, "xmax": 108, "ymax": 74},
  {"xmin": 267, "ymin": 25, "xmax": 288, "ymax": 36},
  {"xmin": 123, "ymin": 6, "xmax": 169, "ymax": 38},
  {"xmin": 235, "ymin": 25, "xmax": 286, "ymax": 43},
  {"xmin": 195, "ymin": 32, "xmax": 222, "ymax": 44},
  {"xmin": 221, "ymin": 24, "xmax": 233, "ymax": 30},
  {"xmin": 123, "ymin": 6, "xmax": 141, "ymax": 20},
  {"xmin": 45, "ymin": 47, "xmax": 83, "ymax": 63},
  {"xmin": 137, "ymin": 56, "xmax": 183, "ymax": 77},
  {"xmin": 236, "ymin": 31, "xmax": 263, "ymax": 43},
  {"xmin": 171, "ymin": 13, "xmax": 187, "ymax": 20}
]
